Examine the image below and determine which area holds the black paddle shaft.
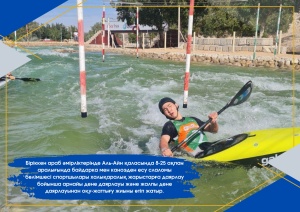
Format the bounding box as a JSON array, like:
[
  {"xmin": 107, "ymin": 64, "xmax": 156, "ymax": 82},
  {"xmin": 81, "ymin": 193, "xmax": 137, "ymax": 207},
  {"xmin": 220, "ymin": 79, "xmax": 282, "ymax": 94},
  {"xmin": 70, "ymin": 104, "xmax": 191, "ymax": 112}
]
[
  {"xmin": 16, "ymin": 77, "xmax": 41, "ymax": 82},
  {"xmin": 0, "ymin": 77, "xmax": 41, "ymax": 82},
  {"xmin": 171, "ymin": 81, "xmax": 253, "ymax": 152}
]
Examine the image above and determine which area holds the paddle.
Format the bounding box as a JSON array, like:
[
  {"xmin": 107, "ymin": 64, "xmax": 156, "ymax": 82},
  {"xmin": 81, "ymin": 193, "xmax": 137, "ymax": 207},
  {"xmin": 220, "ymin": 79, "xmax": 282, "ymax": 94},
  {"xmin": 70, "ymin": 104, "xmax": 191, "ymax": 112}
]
[
  {"xmin": 171, "ymin": 80, "xmax": 253, "ymax": 153},
  {"xmin": 0, "ymin": 77, "xmax": 41, "ymax": 82}
]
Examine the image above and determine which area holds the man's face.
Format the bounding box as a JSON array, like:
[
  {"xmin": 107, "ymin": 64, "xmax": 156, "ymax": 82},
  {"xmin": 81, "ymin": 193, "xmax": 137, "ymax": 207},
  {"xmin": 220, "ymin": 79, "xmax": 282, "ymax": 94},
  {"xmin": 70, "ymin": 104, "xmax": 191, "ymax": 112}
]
[{"xmin": 162, "ymin": 102, "xmax": 178, "ymax": 119}]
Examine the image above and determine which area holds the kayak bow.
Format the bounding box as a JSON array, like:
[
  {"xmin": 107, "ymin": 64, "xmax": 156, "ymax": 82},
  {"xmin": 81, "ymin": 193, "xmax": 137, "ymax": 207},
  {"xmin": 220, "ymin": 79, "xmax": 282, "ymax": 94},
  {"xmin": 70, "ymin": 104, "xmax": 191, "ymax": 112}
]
[{"xmin": 194, "ymin": 127, "xmax": 300, "ymax": 166}]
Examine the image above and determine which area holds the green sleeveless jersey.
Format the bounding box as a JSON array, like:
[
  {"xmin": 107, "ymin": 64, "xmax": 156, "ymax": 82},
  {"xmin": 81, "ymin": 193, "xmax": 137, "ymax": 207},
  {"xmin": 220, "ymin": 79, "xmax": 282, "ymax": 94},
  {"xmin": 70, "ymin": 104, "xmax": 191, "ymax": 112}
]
[{"xmin": 172, "ymin": 117, "xmax": 208, "ymax": 152}]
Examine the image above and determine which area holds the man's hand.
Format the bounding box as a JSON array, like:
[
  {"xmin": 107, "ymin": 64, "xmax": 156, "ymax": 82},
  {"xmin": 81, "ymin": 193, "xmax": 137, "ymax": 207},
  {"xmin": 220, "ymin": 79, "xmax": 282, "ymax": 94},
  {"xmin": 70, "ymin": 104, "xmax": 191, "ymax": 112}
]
[
  {"xmin": 161, "ymin": 148, "xmax": 173, "ymax": 157},
  {"xmin": 205, "ymin": 112, "xmax": 219, "ymax": 133},
  {"xmin": 208, "ymin": 111, "xmax": 218, "ymax": 124}
]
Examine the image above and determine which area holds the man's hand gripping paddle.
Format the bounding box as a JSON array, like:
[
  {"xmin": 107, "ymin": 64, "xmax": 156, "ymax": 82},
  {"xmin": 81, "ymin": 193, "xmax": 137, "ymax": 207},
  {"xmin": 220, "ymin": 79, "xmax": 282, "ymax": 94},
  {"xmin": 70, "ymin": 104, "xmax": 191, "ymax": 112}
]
[{"xmin": 171, "ymin": 80, "xmax": 253, "ymax": 153}]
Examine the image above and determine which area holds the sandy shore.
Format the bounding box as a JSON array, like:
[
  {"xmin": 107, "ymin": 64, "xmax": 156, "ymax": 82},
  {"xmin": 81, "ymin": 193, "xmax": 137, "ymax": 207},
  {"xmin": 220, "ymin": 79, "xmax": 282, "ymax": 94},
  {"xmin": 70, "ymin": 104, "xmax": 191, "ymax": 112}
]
[{"xmin": 14, "ymin": 41, "xmax": 300, "ymax": 71}]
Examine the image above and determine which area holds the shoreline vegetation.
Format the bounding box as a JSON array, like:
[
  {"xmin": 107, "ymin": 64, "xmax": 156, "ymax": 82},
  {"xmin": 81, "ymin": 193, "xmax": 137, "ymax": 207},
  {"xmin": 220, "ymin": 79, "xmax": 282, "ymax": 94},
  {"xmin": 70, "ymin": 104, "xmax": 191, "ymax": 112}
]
[{"xmin": 17, "ymin": 41, "xmax": 300, "ymax": 71}]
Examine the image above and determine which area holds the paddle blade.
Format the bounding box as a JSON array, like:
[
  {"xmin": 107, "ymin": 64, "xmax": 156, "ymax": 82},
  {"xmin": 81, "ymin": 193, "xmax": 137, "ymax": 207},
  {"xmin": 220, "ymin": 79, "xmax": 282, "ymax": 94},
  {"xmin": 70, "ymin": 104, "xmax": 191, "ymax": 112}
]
[
  {"xmin": 230, "ymin": 81, "xmax": 252, "ymax": 107},
  {"xmin": 16, "ymin": 77, "xmax": 41, "ymax": 82}
]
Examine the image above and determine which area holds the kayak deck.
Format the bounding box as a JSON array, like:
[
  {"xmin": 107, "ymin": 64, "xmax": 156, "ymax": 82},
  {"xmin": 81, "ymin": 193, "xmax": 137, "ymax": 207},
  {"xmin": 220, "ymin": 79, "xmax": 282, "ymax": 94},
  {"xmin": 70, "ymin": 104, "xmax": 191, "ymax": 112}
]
[
  {"xmin": 179, "ymin": 127, "xmax": 300, "ymax": 167},
  {"xmin": 196, "ymin": 134, "xmax": 249, "ymax": 158}
]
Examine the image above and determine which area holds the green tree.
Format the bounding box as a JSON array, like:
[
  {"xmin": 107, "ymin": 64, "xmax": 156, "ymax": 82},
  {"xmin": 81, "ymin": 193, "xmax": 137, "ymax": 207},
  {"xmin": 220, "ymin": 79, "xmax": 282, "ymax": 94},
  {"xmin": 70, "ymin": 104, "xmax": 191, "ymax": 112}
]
[
  {"xmin": 114, "ymin": 0, "xmax": 295, "ymax": 40},
  {"xmin": 6, "ymin": 21, "xmax": 41, "ymax": 41},
  {"xmin": 115, "ymin": 0, "xmax": 208, "ymax": 47},
  {"xmin": 199, "ymin": 7, "xmax": 255, "ymax": 37},
  {"xmin": 244, "ymin": 0, "xmax": 294, "ymax": 37},
  {"xmin": 6, "ymin": 22, "xmax": 77, "ymax": 42},
  {"xmin": 85, "ymin": 22, "xmax": 102, "ymax": 42}
]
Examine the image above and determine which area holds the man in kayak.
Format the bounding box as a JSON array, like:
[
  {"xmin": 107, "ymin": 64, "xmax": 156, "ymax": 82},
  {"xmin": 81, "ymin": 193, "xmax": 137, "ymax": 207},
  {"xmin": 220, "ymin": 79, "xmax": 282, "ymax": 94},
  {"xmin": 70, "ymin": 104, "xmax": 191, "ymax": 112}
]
[{"xmin": 158, "ymin": 97, "xmax": 218, "ymax": 157}]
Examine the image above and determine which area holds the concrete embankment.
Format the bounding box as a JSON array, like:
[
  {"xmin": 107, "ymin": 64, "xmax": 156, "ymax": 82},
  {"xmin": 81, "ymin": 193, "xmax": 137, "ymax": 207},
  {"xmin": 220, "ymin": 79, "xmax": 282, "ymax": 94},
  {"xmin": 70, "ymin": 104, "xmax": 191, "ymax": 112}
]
[
  {"xmin": 16, "ymin": 42, "xmax": 300, "ymax": 71},
  {"xmin": 102, "ymin": 47, "xmax": 300, "ymax": 71}
]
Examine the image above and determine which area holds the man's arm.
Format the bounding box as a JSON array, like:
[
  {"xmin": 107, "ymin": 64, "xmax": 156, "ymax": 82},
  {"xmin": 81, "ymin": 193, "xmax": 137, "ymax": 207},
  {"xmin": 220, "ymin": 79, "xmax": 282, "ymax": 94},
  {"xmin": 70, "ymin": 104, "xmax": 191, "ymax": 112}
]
[
  {"xmin": 1, "ymin": 73, "xmax": 15, "ymax": 80},
  {"xmin": 204, "ymin": 112, "xmax": 218, "ymax": 133},
  {"xmin": 159, "ymin": 134, "xmax": 173, "ymax": 157}
]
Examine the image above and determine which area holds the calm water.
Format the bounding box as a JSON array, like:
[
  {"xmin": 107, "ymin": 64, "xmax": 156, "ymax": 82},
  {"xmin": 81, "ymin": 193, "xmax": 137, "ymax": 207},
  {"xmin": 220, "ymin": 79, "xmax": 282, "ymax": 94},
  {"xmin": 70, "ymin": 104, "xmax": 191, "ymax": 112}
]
[{"xmin": 0, "ymin": 46, "xmax": 299, "ymax": 211}]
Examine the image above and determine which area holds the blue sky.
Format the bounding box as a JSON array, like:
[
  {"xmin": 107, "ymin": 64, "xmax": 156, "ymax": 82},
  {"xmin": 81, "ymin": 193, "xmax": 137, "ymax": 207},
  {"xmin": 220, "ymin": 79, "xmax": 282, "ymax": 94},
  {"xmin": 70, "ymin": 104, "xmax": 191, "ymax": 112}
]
[{"xmin": 34, "ymin": 0, "xmax": 118, "ymax": 32}]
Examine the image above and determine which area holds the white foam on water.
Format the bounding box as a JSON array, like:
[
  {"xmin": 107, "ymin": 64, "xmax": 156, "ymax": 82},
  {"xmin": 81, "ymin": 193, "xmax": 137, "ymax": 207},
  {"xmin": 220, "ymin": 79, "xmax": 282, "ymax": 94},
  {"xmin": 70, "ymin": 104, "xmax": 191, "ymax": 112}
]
[
  {"xmin": 96, "ymin": 137, "xmax": 143, "ymax": 154},
  {"xmin": 93, "ymin": 109, "xmax": 122, "ymax": 134},
  {"xmin": 139, "ymin": 62, "xmax": 182, "ymax": 74},
  {"xmin": 120, "ymin": 66, "xmax": 134, "ymax": 75},
  {"xmin": 189, "ymin": 68, "xmax": 252, "ymax": 84},
  {"xmin": 252, "ymin": 76, "xmax": 297, "ymax": 91},
  {"xmin": 139, "ymin": 100, "xmax": 167, "ymax": 126},
  {"xmin": 246, "ymin": 166, "xmax": 280, "ymax": 188},
  {"xmin": 125, "ymin": 125, "xmax": 156, "ymax": 138},
  {"xmin": 33, "ymin": 48, "xmax": 71, "ymax": 57},
  {"xmin": 146, "ymin": 136, "xmax": 161, "ymax": 155}
]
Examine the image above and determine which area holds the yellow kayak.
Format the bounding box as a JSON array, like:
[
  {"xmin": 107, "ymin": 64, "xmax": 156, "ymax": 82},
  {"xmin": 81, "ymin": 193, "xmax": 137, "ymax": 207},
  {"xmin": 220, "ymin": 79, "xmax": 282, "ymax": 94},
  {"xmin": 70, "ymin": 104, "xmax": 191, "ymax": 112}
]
[{"xmin": 195, "ymin": 127, "xmax": 300, "ymax": 166}]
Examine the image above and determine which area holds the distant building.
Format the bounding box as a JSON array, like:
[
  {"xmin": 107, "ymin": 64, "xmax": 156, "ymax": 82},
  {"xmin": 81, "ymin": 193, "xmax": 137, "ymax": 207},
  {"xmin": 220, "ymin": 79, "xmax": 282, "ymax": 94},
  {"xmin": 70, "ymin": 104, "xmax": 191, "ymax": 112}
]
[
  {"xmin": 87, "ymin": 21, "xmax": 158, "ymax": 46},
  {"xmin": 103, "ymin": 21, "xmax": 157, "ymax": 33}
]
